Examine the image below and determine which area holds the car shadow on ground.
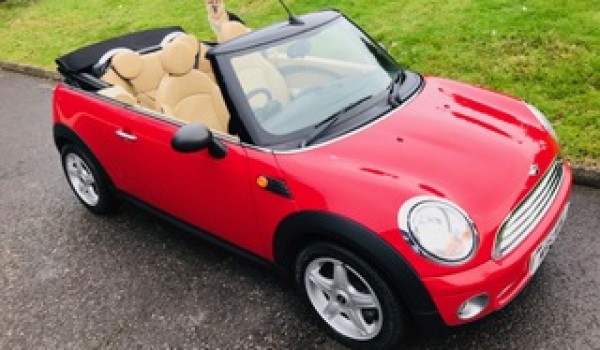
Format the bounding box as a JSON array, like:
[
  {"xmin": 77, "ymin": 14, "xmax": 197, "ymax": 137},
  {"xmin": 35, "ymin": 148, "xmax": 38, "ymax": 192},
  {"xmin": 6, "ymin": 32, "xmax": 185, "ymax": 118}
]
[{"xmin": 81, "ymin": 199, "xmax": 574, "ymax": 350}]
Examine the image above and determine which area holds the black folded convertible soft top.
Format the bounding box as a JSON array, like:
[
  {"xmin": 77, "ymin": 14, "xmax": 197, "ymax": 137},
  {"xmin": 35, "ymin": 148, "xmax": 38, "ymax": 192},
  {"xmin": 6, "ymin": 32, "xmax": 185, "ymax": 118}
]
[{"xmin": 56, "ymin": 26, "xmax": 184, "ymax": 74}]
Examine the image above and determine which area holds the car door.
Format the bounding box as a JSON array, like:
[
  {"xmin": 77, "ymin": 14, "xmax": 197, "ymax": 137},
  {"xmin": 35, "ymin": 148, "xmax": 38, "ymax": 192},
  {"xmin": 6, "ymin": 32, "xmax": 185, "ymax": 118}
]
[{"xmin": 111, "ymin": 110, "xmax": 263, "ymax": 254}]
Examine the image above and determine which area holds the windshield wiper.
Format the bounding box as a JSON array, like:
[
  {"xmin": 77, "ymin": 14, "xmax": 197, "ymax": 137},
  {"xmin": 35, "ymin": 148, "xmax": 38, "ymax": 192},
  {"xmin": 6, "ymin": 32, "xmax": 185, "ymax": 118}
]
[
  {"xmin": 300, "ymin": 95, "xmax": 373, "ymax": 148},
  {"xmin": 387, "ymin": 71, "xmax": 405, "ymax": 107}
]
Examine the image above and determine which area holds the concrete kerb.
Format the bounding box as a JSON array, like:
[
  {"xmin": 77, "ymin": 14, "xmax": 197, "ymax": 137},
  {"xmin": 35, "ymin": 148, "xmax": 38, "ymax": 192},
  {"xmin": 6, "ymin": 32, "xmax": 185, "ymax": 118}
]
[
  {"xmin": 1, "ymin": 61, "xmax": 61, "ymax": 81},
  {"xmin": 571, "ymin": 163, "xmax": 600, "ymax": 189},
  {"xmin": 2, "ymin": 60, "xmax": 599, "ymax": 189}
]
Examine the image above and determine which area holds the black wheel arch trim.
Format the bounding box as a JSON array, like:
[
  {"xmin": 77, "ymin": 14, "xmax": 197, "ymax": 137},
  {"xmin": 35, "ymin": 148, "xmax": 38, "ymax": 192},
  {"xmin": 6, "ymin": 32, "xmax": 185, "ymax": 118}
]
[
  {"xmin": 273, "ymin": 210, "xmax": 446, "ymax": 333},
  {"xmin": 53, "ymin": 123, "xmax": 86, "ymax": 152},
  {"xmin": 53, "ymin": 123, "xmax": 117, "ymax": 190}
]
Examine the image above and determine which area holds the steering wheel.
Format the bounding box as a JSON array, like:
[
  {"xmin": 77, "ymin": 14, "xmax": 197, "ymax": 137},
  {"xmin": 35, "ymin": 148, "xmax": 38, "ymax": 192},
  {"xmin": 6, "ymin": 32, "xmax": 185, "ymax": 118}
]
[
  {"xmin": 245, "ymin": 88, "xmax": 273, "ymax": 107},
  {"xmin": 245, "ymin": 88, "xmax": 281, "ymax": 122}
]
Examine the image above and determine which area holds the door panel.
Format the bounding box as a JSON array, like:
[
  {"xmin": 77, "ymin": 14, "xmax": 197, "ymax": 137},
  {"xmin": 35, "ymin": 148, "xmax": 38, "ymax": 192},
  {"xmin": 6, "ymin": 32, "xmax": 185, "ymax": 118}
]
[
  {"xmin": 56, "ymin": 89, "xmax": 139, "ymax": 189},
  {"xmin": 110, "ymin": 109, "xmax": 262, "ymax": 255}
]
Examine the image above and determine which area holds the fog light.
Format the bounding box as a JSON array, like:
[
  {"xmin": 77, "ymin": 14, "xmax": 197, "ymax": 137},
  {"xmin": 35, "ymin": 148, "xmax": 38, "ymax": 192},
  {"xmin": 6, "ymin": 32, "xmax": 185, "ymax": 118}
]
[{"xmin": 457, "ymin": 294, "xmax": 489, "ymax": 320}]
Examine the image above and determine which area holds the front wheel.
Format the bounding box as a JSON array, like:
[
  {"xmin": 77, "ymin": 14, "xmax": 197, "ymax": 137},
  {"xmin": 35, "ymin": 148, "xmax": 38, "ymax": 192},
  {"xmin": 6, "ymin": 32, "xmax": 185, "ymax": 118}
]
[
  {"xmin": 61, "ymin": 144, "xmax": 115, "ymax": 215},
  {"xmin": 295, "ymin": 243, "xmax": 405, "ymax": 349}
]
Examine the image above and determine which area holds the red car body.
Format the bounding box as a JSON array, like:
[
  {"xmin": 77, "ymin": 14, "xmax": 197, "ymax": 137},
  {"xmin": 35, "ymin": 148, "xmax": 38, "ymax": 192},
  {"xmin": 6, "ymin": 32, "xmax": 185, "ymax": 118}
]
[
  {"xmin": 53, "ymin": 74, "xmax": 572, "ymax": 326},
  {"xmin": 52, "ymin": 9, "xmax": 572, "ymax": 344}
]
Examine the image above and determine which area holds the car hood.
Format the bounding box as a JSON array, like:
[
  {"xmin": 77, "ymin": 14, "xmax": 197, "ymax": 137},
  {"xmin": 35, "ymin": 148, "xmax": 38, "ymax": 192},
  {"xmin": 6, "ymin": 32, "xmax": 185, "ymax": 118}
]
[{"xmin": 275, "ymin": 76, "xmax": 560, "ymax": 249}]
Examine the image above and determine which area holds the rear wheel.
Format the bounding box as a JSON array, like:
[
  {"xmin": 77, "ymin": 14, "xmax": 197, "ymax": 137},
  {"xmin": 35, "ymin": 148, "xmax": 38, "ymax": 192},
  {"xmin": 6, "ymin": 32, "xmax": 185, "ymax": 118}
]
[
  {"xmin": 61, "ymin": 144, "xmax": 115, "ymax": 215},
  {"xmin": 295, "ymin": 243, "xmax": 405, "ymax": 349}
]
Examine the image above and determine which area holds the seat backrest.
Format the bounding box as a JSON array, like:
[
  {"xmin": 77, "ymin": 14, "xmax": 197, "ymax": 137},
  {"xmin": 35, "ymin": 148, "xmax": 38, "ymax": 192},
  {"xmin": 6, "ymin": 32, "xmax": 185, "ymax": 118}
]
[
  {"xmin": 101, "ymin": 69, "xmax": 134, "ymax": 95},
  {"xmin": 98, "ymin": 86, "xmax": 138, "ymax": 105},
  {"xmin": 108, "ymin": 49, "xmax": 166, "ymax": 111},
  {"xmin": 131, "ymin": 51, "xmax": 165, "ymax": 110},
  {"xmin": 98, "ymin": 48, "xmax": 136, "ymax": 95},
  {"xmin": 156, "ymin": 42, "xmax": 230, "ymax": 133}
]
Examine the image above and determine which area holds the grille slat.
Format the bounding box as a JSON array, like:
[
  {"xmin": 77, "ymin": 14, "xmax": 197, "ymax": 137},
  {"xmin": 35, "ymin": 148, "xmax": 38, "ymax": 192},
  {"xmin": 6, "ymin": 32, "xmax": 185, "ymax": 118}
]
[
  {"xmin": 503, "ymin": 168, "xmax": 561, "ymax": 236},
  {"xmin": 494, "ymin": 160, "xmax": 564, "ymax": 258},
  {"xmin": 503, "ymin": 168, "xmax": 556, "ymax": 232},
  {"xmin": 500, "ymin": 175, "xmax": 558, "ymax": 249}
]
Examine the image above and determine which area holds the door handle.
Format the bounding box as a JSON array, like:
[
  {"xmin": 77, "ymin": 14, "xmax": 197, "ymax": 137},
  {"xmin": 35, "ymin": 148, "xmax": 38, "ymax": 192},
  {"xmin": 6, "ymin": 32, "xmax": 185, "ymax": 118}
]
[{"xmin": 115, "ymin": 129, "xmax": 137, "ymax": 141}]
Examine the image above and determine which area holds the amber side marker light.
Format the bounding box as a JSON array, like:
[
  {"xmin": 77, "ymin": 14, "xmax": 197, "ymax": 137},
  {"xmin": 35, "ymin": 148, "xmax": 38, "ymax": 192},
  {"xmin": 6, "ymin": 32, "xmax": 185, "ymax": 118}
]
[{"xmin": 257, "ymin": 176, "xmax": 269, "ymax": 188}]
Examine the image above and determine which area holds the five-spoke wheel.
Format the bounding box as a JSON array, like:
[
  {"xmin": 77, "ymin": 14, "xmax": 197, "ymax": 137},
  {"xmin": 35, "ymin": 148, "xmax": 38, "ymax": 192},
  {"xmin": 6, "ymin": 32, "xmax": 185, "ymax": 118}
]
[
  {"xmin": 304, "ymin": 257, "xmax": 383, "ymax": 340},
  {"xmin": 64, "ymin": 152, "xmax": 99, "ymax": 206},
  {"xmin": 61, "ymin": 144, "xmax": 115, "ymax": 214},
  {"xmin": 296, "ymin": 243, "xmax": 405, "ymax": 349}
]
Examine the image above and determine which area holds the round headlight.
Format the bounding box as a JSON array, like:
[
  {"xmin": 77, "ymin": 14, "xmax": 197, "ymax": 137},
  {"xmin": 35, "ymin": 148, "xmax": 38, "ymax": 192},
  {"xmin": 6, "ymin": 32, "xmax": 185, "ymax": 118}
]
[
  {"xmin": 525, "ymin": 102, "xmax": 558, "ymax": 142},
  {"xmin": 398, "ymin": 196, "xmax": 478, "ymax": 265}
]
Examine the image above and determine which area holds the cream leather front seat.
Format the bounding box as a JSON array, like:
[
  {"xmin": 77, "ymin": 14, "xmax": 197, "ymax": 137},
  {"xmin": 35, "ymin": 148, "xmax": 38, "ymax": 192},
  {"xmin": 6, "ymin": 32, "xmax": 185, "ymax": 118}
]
[
  {"xmin": 168, "ymin": 33, "xmax": 216, "ymax": 82},
  {"xmin": 156, "ymin": 42, "xmax": 230, "ymax": 134}
]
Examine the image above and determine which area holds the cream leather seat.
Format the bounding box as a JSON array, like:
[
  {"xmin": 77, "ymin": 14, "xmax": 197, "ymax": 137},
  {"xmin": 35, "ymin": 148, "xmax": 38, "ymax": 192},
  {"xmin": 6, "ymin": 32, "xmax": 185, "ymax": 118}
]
[
  {"xmin": 156, "ymin": 42, "xmax": 230, "ymax": 134},
  {"xmin": 98, "ymin": 86, "xmax": 138, "ymax": 105},
  {"xmin": 108, "ymin": 49, "xmax": 166, "ymax": 111},
  {"xmin": 98, "ymin": 48, "xmax": 136, "ymax": 95},
  {"xmin": 167, "ymin": 34, "xmax": 216, "ymax": 82}
]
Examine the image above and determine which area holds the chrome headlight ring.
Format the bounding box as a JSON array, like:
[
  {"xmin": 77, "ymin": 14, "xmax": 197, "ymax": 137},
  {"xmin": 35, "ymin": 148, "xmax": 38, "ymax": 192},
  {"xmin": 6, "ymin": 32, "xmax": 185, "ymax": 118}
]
[{"xmin": 398, "ymin": 196, "xmax": 479, "ymax": 266}]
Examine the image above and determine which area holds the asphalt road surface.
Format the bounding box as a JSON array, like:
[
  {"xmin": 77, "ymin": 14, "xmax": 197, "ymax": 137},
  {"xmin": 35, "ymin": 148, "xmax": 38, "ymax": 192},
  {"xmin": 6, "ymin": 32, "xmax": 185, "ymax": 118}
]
[{"xmin": 1, "ymin": 70, "xmax": 599, "ymax": 349}]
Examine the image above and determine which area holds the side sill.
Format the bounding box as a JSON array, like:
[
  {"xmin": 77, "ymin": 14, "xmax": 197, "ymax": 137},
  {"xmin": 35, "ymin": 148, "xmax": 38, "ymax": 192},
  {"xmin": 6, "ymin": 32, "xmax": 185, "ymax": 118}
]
[{"xmin": 114, "ymin": 191, "xmax": 280, "ymax": 275}]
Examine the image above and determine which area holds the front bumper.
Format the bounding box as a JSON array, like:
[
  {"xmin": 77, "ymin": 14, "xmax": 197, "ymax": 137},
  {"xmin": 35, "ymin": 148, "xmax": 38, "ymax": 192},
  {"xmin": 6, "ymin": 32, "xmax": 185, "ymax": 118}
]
[{"xmin": 422, "ymin": 163, "xmax": 573, "ymax": 326}]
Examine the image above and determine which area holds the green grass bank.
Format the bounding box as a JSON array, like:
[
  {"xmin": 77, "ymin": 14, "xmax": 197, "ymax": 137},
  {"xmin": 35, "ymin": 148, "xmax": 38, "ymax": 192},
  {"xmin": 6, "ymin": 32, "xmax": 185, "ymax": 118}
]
[{"xmin": 1, "ymin": 0, "xmax": 598, "ymax": 164}]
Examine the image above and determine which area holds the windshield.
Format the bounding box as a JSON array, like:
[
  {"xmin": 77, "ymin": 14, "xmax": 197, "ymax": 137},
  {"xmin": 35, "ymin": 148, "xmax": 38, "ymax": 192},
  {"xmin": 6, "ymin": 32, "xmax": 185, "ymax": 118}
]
[{"xmin": 227, "ymin": 17, "xmax": 401, "ymax": 147}]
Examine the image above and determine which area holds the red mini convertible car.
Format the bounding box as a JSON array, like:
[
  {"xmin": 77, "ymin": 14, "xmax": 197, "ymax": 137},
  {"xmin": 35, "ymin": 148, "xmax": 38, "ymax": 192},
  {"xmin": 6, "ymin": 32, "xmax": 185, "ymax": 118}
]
[{"xmin": 53, "ymin": 9, "xmax": 572, "ymax": 349}]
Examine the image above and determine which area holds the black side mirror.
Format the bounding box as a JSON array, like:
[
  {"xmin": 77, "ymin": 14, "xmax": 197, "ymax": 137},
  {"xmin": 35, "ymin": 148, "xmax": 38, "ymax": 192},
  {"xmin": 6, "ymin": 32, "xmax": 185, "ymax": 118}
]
[{"xmin": 171, "ymin": 124, "xmax": 227, "ymax": 159}]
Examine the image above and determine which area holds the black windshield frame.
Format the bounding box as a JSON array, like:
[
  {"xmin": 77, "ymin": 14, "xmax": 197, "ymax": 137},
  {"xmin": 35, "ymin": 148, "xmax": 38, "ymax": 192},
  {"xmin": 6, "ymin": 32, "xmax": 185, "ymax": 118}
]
[{"xmin": 211, "ymin": 11, "xmax": 405, "ymax": 150}]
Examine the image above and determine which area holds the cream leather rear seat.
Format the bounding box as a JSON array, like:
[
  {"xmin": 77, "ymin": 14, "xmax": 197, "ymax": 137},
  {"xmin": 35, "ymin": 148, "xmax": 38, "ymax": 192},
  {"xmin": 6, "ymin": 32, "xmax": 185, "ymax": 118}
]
[
  {"xmin": 97, "ymin": 33, "xmax": 228, "ymax": 132},
  {"xmin": 156, "ymin": 41, "xmax": 230, "ymax": 134},
  {"xmin": 98, "ymin": 86, "xmax": 138, "ymax": 105},
  {"xmin": 98, "ymin": 48, "xmax": 136, "ymax": 96},
  {"xmin": 106, "ymin": 49, "xmax": 165, "ymax": 111}
]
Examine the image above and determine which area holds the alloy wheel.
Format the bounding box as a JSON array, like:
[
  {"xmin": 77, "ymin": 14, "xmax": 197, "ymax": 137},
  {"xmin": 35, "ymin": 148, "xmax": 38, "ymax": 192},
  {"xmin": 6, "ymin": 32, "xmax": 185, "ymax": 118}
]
[{"xmin": 304, "ymin": 257, "xmax": 383, "ymax": 341}]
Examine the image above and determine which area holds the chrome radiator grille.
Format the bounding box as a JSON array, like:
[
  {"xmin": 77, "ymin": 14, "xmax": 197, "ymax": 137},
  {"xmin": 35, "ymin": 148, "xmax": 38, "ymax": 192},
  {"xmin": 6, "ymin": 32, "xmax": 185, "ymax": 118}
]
[{"xmin": 494, "ymin": 159, "xmax": 564, "ymax": 258}]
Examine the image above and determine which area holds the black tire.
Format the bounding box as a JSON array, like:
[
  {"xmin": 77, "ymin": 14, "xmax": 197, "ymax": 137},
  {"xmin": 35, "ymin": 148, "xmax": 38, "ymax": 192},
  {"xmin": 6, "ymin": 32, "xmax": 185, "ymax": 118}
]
[
  {"xmin": 60, "ymin": 143, "xmax": 115, "ymax": 215},
  {"xmin": 295, "ymin": 242, "xmax": 405, "ymax": 350}
]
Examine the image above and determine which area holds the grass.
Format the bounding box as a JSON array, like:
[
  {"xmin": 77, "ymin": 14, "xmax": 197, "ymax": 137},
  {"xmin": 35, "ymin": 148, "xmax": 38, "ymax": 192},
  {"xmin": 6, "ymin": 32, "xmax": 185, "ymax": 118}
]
[{"xmin": 1, "ymin": 0, "xmax": 598, "ymax": 164}]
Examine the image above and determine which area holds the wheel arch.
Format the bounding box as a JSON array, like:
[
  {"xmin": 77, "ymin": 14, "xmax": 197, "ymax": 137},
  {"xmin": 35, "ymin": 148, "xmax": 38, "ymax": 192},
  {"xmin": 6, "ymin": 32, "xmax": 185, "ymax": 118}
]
[
  {"xmin": 53, "ymin": 123, "xmax": 85, "ymax": 152},
  {"xmin": 53, "ymin": 123, "xmax": 117, "ymax": 190},
  {"xmin": 272, "ymin": 210, "xmax": 441, "ymax": 324}
]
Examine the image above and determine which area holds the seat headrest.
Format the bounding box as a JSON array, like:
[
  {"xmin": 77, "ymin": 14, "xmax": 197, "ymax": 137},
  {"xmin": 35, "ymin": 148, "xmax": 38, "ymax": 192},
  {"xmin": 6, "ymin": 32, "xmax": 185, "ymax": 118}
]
[
  {"xmin": 161, "ymin": 42, "xmax": 196, "ymax": 76},
  {"xmin": 111, "ymin": 50, "xmax": 143, "ymax": 79},
  {"xmin": 172, "ymin": 34, "xmax": 200, "ymax": 54},
  {"xmin": 218, "ymin": 21, "xmax": 250, "ymax": 42},
  {"xmin": 160, "ymin": 31, "xmax": 186, "ymax": 46}
]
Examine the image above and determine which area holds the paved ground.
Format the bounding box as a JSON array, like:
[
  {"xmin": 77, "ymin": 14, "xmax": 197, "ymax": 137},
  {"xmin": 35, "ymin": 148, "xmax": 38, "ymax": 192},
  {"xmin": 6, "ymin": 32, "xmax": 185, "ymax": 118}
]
[{"xmin": 1, "ymin": 70, "xmax": 599, "ymax": 349}]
